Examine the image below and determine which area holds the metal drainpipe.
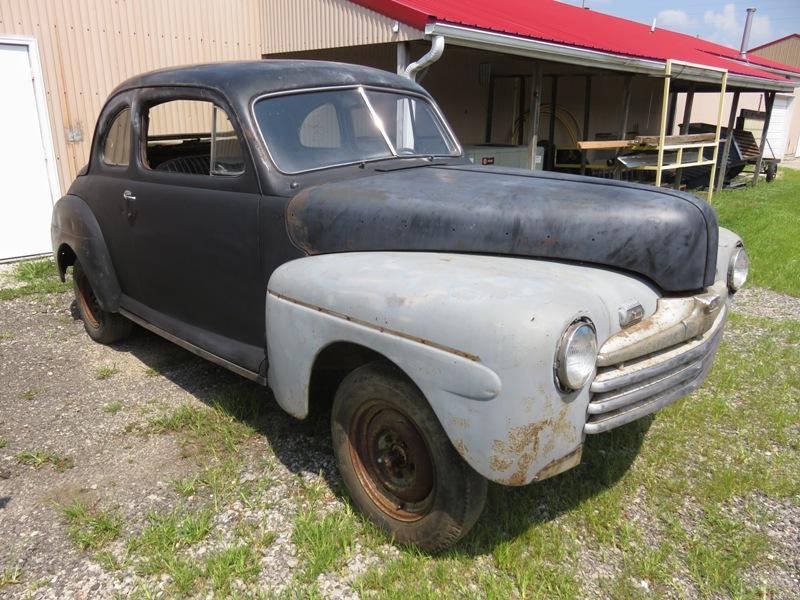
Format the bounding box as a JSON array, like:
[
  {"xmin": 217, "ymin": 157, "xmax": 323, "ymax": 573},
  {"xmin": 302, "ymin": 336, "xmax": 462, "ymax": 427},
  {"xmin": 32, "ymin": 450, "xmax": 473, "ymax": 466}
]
[{"xmin": 403, "ymin": 35, "xmax": 445, "ymax": 81}]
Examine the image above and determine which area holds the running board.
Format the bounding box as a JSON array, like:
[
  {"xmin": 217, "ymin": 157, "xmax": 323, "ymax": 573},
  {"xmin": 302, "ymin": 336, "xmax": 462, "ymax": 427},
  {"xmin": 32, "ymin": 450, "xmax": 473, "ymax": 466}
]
[{"xmin": 119, "ymin": 308, "xmax": 267, "ymax": 386}]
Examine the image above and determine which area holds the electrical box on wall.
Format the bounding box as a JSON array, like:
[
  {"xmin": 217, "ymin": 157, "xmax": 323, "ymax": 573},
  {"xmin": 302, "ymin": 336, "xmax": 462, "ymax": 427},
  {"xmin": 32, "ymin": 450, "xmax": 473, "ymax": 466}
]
[{"xmin": 464, "ymin": 144, "xmax": 543, "ymax": 170}]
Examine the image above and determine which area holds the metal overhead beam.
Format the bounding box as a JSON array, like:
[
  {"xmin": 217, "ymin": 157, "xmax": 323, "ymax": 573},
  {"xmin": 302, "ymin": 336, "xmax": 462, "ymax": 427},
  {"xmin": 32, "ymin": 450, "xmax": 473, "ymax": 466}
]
[{"xmin": 425, "ymin": 23, "xmax": 796, "ymax": 93}]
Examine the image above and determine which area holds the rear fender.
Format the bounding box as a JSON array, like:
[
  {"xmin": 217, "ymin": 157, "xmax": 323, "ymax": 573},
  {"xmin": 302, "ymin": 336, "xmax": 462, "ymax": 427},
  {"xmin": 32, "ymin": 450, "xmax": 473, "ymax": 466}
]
[{"xmin": 51, "ymin": 194, "xmax": 121, "ymax": 311}]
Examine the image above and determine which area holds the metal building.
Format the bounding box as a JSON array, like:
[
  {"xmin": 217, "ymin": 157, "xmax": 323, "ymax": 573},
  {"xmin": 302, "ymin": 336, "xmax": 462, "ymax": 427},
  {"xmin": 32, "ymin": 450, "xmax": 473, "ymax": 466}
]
[{"xmin": 0, "ymin": 0, "xmax": 798, "ymax": 260}]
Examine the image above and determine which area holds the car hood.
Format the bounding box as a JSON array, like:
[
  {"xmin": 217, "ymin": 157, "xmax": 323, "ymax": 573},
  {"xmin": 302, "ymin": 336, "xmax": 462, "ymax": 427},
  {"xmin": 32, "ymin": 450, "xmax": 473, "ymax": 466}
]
[{"xmin": 285, "ymin": 164, "xmax": 718, "ymax": 293}]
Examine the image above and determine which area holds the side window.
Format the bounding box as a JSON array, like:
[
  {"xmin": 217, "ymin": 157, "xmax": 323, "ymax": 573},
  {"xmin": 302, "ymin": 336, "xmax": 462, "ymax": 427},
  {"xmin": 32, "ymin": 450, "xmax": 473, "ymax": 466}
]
[
  {"xmin": 103, "ymin": 108, "xmax": 131, "ymax": 166},
  {"xmin": 144, "ymin": 99, "xmax": 245, "ymax": 176}
]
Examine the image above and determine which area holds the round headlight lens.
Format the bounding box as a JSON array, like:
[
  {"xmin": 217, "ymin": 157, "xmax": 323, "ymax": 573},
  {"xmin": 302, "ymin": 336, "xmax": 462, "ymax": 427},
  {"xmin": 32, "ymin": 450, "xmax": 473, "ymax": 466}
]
[
  {"xmin": 728, "ymin": 247, "xmax": 749, "ymax": 291},
  {"xmin": 556, "ymin": 321, "xmax": 597, "ymax": 391}
]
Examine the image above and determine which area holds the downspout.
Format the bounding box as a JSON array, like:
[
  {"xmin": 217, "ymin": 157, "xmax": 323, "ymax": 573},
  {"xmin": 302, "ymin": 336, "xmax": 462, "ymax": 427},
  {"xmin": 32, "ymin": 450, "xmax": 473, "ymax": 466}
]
[{"xmin": 403, "ymin": 35, "xmax": 445, "ymax": 81}]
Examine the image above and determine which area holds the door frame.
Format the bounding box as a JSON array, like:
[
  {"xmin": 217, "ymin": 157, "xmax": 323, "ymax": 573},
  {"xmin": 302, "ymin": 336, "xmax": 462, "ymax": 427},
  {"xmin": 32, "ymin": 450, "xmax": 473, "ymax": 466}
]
[{"xmin": 0, "ymin": 35, "xmax": 61, "ymax": 210}]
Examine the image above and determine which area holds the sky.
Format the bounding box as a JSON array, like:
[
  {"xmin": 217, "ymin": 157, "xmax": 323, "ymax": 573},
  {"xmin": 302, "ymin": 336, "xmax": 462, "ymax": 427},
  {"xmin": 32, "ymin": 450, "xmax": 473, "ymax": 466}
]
[{"xmin": 558, "ymin": 0, "xmax": 800, "ymax": 50}]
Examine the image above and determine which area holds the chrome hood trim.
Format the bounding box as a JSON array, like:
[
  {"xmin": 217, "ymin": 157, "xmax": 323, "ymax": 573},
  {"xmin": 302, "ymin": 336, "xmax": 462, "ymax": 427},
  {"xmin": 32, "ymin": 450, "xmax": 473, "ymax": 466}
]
[{"xmin": 597, "ymin": 281, "xmax": 728, "ymax": 367}]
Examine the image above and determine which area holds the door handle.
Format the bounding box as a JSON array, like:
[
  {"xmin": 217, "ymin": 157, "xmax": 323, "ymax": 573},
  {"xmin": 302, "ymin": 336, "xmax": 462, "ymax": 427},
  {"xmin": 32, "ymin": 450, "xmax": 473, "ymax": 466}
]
[{"xmin": 123, "ymin": 190, "xmax": 137, "ymax": 222}]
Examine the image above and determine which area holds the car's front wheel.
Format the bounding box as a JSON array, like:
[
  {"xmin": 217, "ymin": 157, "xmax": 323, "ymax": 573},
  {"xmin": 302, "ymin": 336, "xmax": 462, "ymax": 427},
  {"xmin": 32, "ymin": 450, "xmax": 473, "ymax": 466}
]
[
  {"xmin": 73, "ymin": 261, "xmax": 132, "ymax": 344},
  {"xmin": 331, "ymin": 360, "xmax": 487, "ymax": 552}
]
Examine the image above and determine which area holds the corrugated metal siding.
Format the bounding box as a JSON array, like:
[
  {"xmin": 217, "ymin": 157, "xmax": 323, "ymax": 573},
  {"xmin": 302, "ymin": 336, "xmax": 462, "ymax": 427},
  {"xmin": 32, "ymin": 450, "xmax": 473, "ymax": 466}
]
[
  {"xmin": 0, "ymin": 0, "xmax": 263, "ymax": 189},
  {"xmin": 751, "ymin": 36, "xmax": 800, "ymax": 69},
  {"xmin": 262, "ymin": 0, "xmax": 421, "ymax": 55}
]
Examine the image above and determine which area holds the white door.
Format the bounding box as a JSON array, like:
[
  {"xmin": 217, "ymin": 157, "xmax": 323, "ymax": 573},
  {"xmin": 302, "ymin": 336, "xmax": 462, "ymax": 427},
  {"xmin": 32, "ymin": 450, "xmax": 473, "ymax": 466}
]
[
  {"xmin": 766, "ymin": 94, "xmax": 793, "ymax": 159},
  {"xmin": 0, "ymin": 42, "xmax": 56, "ymax": 260}
]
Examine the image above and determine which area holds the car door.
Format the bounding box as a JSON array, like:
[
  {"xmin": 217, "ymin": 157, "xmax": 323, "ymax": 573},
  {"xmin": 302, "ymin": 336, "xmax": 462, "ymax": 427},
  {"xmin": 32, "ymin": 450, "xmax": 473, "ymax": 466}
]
[
  {"xmin": 82, "ymin": 92, "xmax": 142, "ymax": 299},
  {"xmin": 125, "ymin": 88, "xmax": 265, "ymax": 373}
]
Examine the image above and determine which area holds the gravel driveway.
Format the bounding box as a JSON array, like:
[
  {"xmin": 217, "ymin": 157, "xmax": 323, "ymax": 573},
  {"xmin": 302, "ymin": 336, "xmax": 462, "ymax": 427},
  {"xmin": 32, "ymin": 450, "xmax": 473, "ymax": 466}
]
[
  {"xmin": 0, "ymin": 291, "xmax": 366, "ymax": 599},
  {"xmin": 1, "ymin": 286, "xmax": 798, "ymax": 599}
]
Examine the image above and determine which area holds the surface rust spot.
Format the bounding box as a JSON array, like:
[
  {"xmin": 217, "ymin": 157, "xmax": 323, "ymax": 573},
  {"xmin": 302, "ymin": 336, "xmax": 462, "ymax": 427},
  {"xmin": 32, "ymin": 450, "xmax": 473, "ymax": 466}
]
[
  {"xmin": 490, "ymin": 421, "xmax": 548, "ymax": 486},
  {"xmin": 450, "ymin": 415, "xmax": 470, "ymax": 429},
  {"xmin": 452, "ymin": 439, "xmax": 468, "ymax": 460}
]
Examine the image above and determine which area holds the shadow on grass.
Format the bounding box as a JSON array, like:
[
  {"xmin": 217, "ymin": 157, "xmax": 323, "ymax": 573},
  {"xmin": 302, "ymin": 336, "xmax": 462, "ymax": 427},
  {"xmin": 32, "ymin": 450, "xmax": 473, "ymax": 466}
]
[{"xmin": 84, "ymin": 307, "xmax": 650, "ymax": 555}]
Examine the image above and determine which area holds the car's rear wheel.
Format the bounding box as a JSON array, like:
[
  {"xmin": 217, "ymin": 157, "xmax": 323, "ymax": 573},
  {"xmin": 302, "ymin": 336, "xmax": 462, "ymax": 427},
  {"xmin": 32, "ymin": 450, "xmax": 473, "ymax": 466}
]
[
  {"xmin": 73, "ymin": 261, "xmax": 132, "ymax": 344},
  {"xmin": 331, "ymin": 360, "xmax": 487, "ymax": 552}
]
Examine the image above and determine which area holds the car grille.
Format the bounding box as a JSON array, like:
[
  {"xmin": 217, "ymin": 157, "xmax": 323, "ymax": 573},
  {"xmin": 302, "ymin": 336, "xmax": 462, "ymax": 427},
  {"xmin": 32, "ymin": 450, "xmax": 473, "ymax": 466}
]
[{"xmin": 584, "ymin": 305, "xmax": 727, "ymax": 434}]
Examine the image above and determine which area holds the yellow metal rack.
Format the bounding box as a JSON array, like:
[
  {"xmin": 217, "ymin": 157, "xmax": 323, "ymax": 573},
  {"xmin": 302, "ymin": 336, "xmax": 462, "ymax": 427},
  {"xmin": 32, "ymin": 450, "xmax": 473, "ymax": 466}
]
[{"xmin": 654, "ymin": 60, "xmax": 728, "ymax": 202}]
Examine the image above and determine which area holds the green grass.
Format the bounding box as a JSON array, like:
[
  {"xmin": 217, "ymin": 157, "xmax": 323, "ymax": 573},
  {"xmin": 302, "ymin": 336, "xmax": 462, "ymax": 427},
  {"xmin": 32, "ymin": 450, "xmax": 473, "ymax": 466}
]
[
  {"xmin": 16, "ymin": 449, "xmax": 74, "ymax": 471},
  {"xmin": 124, "ymin": 506, "xmax": 265, "ymax": 597},
  {"xmin": 61, "ymin": 500, "xmax": 122, "ymax": 550},
  {"xmin": 0, "ymin": 258, "xmax": 70, "ymax": 301},
  {"xmin": 17, "ymin": 389, "xmax": 36, "ymax": 400},
  {"xmin": 148, "ymin": 388, "xmax": 265, "ymax": 458},
  {"xmin": 292, "ymin": 507, "xmax": 359, "ymax": 582},
  {"xmin": 715, "ymin": 169, "xmax": 800, "ymax": 296},
  {"xmin": 95, "ymin": 364, "xmax": 119, "ymax": 380},
  {"xmin": 127, "ymin": 507, "xmax": 214, "ymax": 571},
  {"xmin": 0, "ymin": 563, "xmax": 21, "ymax": 588},
  {"xmin": 204, "ymin": 544, "xmax": 261, "ymax": 596},
  {"xmin": 103, "ymin": 401, "xmax": 123, "ymax": 414},
  {"xmin": 0, "ymin": 437, "xmax": 7, "ymax": 449}
]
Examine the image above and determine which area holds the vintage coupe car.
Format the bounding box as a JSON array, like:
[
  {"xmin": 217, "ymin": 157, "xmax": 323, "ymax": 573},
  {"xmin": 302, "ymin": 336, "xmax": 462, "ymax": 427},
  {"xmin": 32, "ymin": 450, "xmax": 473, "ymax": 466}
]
[{"xmin": 52, "ymin": 61, "xmax": 748, "ymax": 551}]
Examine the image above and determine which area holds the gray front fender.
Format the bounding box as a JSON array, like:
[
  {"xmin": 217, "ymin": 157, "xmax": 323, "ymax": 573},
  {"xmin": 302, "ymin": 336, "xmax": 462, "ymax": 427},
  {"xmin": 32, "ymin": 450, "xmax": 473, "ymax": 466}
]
[{"xmin": 266, "ymin": 252, "xmax": 660, "ymax": 485}]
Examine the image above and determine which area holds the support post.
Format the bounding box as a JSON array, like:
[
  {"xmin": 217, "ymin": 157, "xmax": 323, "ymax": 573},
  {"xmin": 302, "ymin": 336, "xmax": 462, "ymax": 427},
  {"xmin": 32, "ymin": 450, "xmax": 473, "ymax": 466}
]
[
  {"xmin": 666, "ymin": 91, "xmax": 678, "ymax": 135},
  {"xmin": 613, "ymin": 75, "xmax": 632, "ymax": 180},
  {"xmin": 527, "ymin": 62, "xmax": 543, "ymax": 170},
  {"xmin": 655, "ymin": 62, "xmax": 672, "ymax": 189},
  {"xmin": 679, "ymin": 85, "xmax": 696, "ymax": 135},
  {"xmin": 485, "ymin": 74, "xmax": 495, "ymax": 143},
  {"xmin": 716, "ymin": 91, "xmax": 740, "ymax": 192},
  {"xmin": 674, "ymin": 83, "xmax": 695, "ymax": 189},
  {"xmin": 547, "ymin": 75, "xmax": 558, "ymax": 170},
  {"xmin": 619, "ymin": 76, "xmax": 632, "ymax": 140},
  {"xmin": 753, "ymin": 91, "xmax": 776, "ymax": 185},
  {"xmin": 706, "ymin": 71, "xmax": 727, "ymax": 202},
  {"xmin": 580, "ymin": 75, "xmax": 591, "ymax": 175}
]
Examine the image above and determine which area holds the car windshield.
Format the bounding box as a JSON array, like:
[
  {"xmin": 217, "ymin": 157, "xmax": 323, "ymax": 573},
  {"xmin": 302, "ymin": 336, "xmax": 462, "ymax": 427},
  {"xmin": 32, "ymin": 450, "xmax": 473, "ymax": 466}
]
[{"xmin": 253, "ymin": 87, "xmax": 460, "ymax": 173}]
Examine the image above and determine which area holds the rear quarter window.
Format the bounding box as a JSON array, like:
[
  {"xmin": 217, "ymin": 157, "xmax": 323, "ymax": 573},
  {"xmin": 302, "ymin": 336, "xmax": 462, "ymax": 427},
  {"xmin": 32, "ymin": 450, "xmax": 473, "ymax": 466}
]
[{"xmin": 102, "ymin": 108, "xmax": 131, "ymax": 166}]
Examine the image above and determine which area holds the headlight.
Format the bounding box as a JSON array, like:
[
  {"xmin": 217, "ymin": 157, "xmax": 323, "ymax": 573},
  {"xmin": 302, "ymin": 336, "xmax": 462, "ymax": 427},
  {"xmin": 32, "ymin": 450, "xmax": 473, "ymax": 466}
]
[
  {"xmin": 727, "ymin": 246, "xmax": 749, "ymax": 292},
  {"xmin": 555, "ymin": 321, "xmax": 597, "ymax": 391}
]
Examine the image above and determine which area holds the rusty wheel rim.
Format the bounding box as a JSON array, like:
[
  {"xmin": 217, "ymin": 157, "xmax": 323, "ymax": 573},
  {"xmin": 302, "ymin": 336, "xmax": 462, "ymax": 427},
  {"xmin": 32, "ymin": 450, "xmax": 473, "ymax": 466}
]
[
  {"xmin": 349, "ymin": 401, "xmax": 435, "ymax": 522},
  {"xmin": 76, "ymin": 271, "xmax": 102, "ymax": 329}
]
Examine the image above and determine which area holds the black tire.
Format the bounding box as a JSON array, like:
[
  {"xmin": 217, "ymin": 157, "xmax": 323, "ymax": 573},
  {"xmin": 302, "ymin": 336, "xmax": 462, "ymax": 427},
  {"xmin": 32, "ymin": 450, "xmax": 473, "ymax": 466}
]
[
  {"xmin": 331, "ymin": 360, "xmax": 487, "ymax": 552},
  {"xmin": 72, "ymin": 261, "xmax": 132, "ymax": 344}
]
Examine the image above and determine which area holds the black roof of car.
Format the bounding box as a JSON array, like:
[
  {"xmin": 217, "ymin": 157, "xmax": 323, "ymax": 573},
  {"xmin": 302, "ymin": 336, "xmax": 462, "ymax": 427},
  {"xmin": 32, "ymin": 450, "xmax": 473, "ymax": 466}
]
[{"xmin": 110, "ymin": 60, "xmax": 426, "ymax": 100}]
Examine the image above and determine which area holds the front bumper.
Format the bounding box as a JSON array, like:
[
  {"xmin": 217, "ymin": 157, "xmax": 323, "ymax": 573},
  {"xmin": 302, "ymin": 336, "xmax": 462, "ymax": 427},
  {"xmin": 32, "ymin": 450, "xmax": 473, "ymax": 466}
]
[{"xmin": 584, "ymin": 284, "xmax": 729, "ymax": 434}]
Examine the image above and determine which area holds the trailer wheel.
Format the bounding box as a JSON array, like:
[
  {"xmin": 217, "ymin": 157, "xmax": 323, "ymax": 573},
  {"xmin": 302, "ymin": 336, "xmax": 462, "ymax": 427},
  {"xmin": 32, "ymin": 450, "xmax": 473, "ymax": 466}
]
[
  {"xmin": 766, "ymin": 162, "xmax": 778, "ymax": 183},
  {"xmin": 331, "ymin": 360, "xmax": 487, "ymax": 552}
]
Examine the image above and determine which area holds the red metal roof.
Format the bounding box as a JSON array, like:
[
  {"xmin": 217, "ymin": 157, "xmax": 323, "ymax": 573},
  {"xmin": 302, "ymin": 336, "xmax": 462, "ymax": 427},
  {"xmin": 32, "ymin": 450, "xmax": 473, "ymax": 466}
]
[{"xmin": 351, "ymin": 0, "xmax": 800, "ymax": 82}]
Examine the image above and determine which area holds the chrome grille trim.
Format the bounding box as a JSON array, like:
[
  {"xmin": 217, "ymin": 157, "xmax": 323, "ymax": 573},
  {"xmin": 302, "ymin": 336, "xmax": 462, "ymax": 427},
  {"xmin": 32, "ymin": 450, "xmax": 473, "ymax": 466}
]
[{"xmin": 584, "ymin": 304, "xmax": 727, "ymax": 434}]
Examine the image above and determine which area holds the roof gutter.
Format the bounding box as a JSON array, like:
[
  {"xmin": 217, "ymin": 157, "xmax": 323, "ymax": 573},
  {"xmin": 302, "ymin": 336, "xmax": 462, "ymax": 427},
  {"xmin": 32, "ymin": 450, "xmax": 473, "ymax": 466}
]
[
  {"xmin": 404, "ymin": 34, "xmax": 445, "ymax": 81},
  {"xmin": 426, "ymin": 22, "xmax": 795, "ymax": 92}
]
